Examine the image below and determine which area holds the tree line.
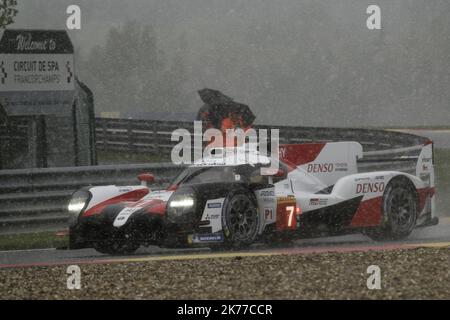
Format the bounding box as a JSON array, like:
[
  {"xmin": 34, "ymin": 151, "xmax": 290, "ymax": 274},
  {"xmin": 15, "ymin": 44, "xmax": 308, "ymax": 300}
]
[{"xmin": 79, "ymin": 21, "xmax": 189, "ymax": 118}]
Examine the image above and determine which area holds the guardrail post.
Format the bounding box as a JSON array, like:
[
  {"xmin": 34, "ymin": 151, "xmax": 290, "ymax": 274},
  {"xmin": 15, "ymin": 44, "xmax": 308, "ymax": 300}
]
[
  {"xmin": 153, "ymin": 121, "xmax": 159, "ymax": 154},
  {"xmin": 28, "ymin": 118, "xmax": 38, "ymax": 168},
  {"xmin": 127, "ymin": 120, "xmax": 134, "ymax": 152},
  {"xmin": 102, "ymin": 120, "xmax": 108, "ymax": 150}
]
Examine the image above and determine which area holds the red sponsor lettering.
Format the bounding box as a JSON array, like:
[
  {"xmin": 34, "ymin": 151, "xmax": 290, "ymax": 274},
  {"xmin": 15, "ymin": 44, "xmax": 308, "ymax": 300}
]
[
  {"xmin": 356, "ymin": 182, "xmax": 385, "ymax": 194},
  {"xmin": 307, "ymin": 163, "xmax": 334, "ymax": 173}
]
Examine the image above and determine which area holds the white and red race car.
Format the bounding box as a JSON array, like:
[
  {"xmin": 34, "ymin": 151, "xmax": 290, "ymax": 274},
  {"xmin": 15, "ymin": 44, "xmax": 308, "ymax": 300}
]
[{"xmin": 67, "ymin": 141, "xmax": 437, "ymax": 254}]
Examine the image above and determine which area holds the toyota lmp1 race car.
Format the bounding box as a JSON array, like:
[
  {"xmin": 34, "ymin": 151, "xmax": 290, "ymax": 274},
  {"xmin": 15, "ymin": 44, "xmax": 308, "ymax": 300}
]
[{"xmin": 67, "ymin": 141, "xmax": 438, "ymax": 255}]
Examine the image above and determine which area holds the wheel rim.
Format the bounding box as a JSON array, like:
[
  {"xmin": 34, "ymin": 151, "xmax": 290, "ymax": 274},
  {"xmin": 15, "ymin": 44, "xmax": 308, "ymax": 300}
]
[
  {"xmin": 386, "ymin": 187, "xmax": 416, "ymax": 233},
  {"xmin": 226, "ymin": 195, "xmax": 258, "ymax": 241}
]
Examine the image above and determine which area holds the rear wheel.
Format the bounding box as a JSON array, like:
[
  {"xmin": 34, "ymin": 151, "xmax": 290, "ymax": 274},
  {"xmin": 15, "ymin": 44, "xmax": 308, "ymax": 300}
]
[
  {"xmin": 366, "ymin": 177, "xmax": 418, "ymax": 241},
  {"xmin": 221, "ymin": 191, "xmax": 259, "ymax": 248}
]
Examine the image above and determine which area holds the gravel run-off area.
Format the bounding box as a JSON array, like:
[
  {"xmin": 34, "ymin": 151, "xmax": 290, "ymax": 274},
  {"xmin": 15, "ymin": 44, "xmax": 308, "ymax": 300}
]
[{"xmin": 0, "ymin": 248, "xmax": 449, "ymax": 299}]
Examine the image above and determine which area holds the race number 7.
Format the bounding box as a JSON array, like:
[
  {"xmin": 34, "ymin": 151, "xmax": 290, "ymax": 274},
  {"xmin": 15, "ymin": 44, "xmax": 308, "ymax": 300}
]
[{"xmin": 286, "ymin": 206, "xmax": 295, "ymax": 227}]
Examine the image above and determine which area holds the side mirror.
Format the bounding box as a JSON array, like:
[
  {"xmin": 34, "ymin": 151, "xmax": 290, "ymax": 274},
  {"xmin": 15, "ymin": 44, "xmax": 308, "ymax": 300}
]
[
  {"xmin": 138, "ymin": 173, "xmax": 155, "ymax": 186},
  {"xmin": 273, "ymin": 169, "xmax": 285, "ymax": 178},
  {"xmin": 260, "ymin": 168, "xmax": 285, "ymax": 177}
]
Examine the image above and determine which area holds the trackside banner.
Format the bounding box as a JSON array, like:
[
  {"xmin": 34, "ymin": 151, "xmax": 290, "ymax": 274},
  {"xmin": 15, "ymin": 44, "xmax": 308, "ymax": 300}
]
[
  {"xmin": 0, "ymin": 29, "xmax": 75, "ymax": 115},
  {"xmin": 0, "ymin": 54, "xmax": 74, "ymax": 91}
]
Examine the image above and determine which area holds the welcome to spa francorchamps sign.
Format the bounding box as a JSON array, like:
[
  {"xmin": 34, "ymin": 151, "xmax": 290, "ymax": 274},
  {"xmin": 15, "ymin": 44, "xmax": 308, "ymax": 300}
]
[{"xmin": 0, "ymin": 29, "xmax": 75, "ymax": 115}]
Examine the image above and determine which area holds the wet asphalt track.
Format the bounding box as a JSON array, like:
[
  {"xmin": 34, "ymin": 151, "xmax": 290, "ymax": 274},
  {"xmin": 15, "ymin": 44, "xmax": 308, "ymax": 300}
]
[{"xmin": 1, "ymin": 217, "xmax": 449, "ymax": 268}]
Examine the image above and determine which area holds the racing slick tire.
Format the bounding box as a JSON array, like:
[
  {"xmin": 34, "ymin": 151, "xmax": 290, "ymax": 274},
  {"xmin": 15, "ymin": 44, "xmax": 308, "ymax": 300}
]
[
  {"xmin": 365, "ymin": 176, "xmax": 418, "ymax": 241},
  {"xmin": 220, "ymin": 190, "xmax": 260, "ymax": 248},
  {"xmin": 93, "ymin": 240, "xmax": 140, "ymax": 255}
]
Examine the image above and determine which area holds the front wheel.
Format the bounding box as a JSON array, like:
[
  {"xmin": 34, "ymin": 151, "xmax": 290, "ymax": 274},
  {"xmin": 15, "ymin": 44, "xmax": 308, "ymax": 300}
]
[
  {"xmin": 222, "ymin": 191, "xmax": 260, "ymax": 248},
  {"xmin": 365, "ymin": 177, "xmax": 418, "ymax": 241}
]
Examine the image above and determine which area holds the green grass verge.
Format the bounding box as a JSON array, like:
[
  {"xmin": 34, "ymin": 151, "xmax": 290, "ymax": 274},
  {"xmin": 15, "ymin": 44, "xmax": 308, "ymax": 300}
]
[{"xmin": 0, "ymin": 232, "xmax": 68, "ymax": 251}]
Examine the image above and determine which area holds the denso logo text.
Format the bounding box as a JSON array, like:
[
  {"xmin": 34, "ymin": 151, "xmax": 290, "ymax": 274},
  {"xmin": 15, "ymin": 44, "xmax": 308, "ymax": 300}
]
[
  {"xmin": 356, "ymin": 182, "xmax": 385, "ymax": 194},
  {"xmin": 307, "ymin": 163, "xmax": 334, "ymax": 173}
]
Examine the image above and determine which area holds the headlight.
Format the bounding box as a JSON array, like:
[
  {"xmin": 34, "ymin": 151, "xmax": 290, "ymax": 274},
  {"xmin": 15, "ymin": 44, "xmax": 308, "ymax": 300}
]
[
  {"xmin": 167, "ymin": 188, "xmax": 196, "ymax": 223},
  {"xmin": 68, "ymin": 191, "xmax": 90, "ymax": 227},
  {"xmin": 169, "ymin": 198, "xmax": 194, "ymax": 208}
]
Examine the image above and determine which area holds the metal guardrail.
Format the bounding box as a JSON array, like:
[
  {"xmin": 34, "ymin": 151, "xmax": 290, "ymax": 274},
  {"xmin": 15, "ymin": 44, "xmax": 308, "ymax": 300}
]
[
  {"xmin": 0, "ymin": 118, "xmax": 429, "ymax": 235},
  {"xmin": 95, "ymin": 118, "xmax": 429, "ymax": 154}
]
